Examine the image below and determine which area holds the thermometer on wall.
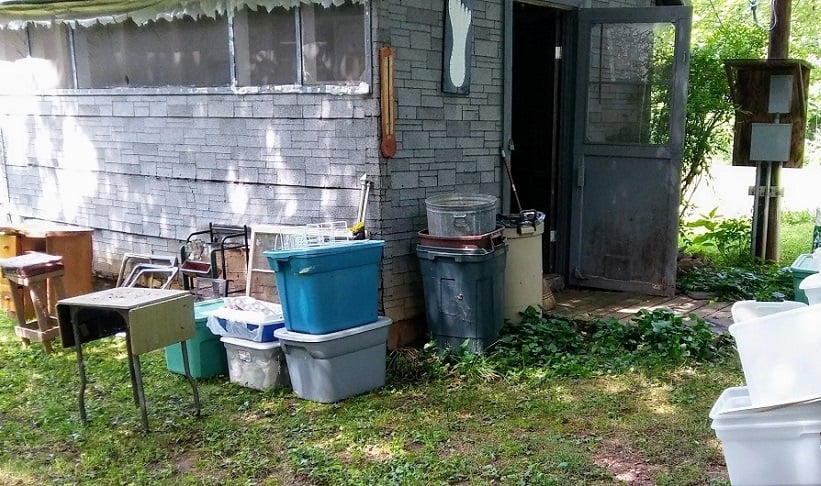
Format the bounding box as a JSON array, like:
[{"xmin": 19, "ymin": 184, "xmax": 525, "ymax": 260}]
[{"xmin": 379, "ymin": 47, "xmax": 396, "ymax": 158}]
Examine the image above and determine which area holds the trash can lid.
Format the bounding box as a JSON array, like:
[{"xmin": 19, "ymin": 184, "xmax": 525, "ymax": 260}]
[{"xmin": 496, "ymin": 210, "xmax": 545, "ymax": 230}]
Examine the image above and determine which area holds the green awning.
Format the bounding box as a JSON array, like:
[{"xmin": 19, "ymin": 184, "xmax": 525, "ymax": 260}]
[{"xmin": 0, "ymin": 0, "xmax": 357, "ymax": 29}]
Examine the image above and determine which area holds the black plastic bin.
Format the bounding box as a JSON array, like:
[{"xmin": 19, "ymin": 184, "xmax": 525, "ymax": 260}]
[{"xmin": 416, "ymin": 243, "xmax": 507, "ymax": 353}]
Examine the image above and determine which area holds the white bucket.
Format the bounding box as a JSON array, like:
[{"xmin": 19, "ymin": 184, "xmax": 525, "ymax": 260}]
[
  {"xmin": 710, "ymin": 386, "xmax": 821, "ymax": 485},
  {"xmin": 729, "ymin": 304, "xmax": 821, "ymax": 408}
]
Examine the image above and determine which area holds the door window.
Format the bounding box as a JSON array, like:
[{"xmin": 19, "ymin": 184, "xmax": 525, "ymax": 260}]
[{"xmin": 585, "ymin": 22, "xmax": 675, "ymax": 145}]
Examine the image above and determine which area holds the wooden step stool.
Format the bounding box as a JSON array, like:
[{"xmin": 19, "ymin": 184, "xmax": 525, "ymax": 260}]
[{"xmin": 0, "ymin": 252, "xmax": 66, "ymax": 354}]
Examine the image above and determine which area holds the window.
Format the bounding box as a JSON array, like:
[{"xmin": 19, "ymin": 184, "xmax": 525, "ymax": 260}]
[
  {"xmin": 0, "ymin": 28, "xmax": 26, "ymax": 90},
  {"xmin": 0, "ymin": 1, "xmax": 368, "ymax": 91},
  {"xmin": 74, "ymin": 16, "xmax": 230, "ymax": 88},
  {"xmin": 0, "ymin": 28, "xmax": 26, "ymax": 62},
  {"xmin": 27, "ymin": 24, "xmax": 73, "ymax": 89},
  {"xmin": 585, "ymin": 22, "xmax": 675, "ymax": 145},
  {"xmin": 234, "ymin": 6, "xmax": 298, "ymax": 86},
  {"xmin": 301, "ymin": 3, "xmax": 367, "ymax": 85}
]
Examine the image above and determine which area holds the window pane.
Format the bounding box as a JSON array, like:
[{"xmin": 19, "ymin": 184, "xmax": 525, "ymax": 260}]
[
  {"xmin": 0, "ymin": 28, "xmax": 27, "ymax": 90},
  {"xmin": 74, "ymin": 16, "xmax": 230, "ymax": 88},
  {"xmin": 0, "ymin": 28, "xmax": 26, "ymax": 62},
  {"xmin": 234, "ymin": 6, "xmax": 298, "ymax": 86},
  {"xmin": 301, "ymin": 3, "xmax": 366, "ymax": 85},
  {"xmin": 585, "ymin": 22, "xmax": 675, "ymax": 145},
  {"xmin": 28, "ymin": 24, "xmax": 73, "ymax": 89}
]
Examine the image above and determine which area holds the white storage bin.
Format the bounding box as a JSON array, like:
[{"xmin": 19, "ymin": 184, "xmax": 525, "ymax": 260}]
[
  {"xmin": 221, "ymin": 337, "xmax": 289, "ymax": 391},
  {"xmin": 274, "ymin": 316, "xmax": 392, "ymax": 403},
  {"xmin": 710, "ymin": 386, "xmax": 821, "ymax": 485},
  {"xmin": 729, "ymin": 304, "xmax": 821, "ymax": 407},
  {"xmin": 730, "ymin": 300, "xmax": 806, "ymax": 323}
]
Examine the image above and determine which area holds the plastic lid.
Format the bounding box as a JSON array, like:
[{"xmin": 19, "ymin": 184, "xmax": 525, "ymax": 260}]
[
  {"xmin": 274, "ymin": 316, "xmax": 393, "ymax": 343},
  {"xmin": 791, "ymin": 253, "xmax": 819, "ymax": 271},
  {"xmin": 220, "ymin": 336, "xmax": 282, "ymax": 350},
  {"xmin": 800, "ymin": 272, "xmax": 821, "ymax": 290},
  {"xmin": 496, "ymin": 210, "xmax": 546, "ymax": 229},
  {"xmin": 710, "ymin": 386, "xmax": 821, "ymax": 418},
  {"xmin": 194, "ymin": 298, "xmax": 225, "ymax": 320},
  {"xmin": 263, "ymin": 239, "xmax": 385, "ymax": 261},
  {"xmin": 730, "ymin": 300, "xmax": 807, "ymax": 323}
]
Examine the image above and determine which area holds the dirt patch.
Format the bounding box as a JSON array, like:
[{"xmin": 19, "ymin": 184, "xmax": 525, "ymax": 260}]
[
  {"xmin": 591, "ymin": 438, "xmax": 660, "ymax": 485},
  {"xmin": 174, "ymin": 451, "xmax": 198, "ymax": 474}
]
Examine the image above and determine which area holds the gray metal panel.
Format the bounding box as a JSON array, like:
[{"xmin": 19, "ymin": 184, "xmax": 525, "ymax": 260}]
[{"xmin": 750, "ymin": 123, "xmax": 792, "ymax": 162}]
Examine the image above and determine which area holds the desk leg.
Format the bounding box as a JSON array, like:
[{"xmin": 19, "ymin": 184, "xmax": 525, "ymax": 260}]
[
  {"xmin": 70, "ymin": 310, "xmax": 87, "ymax": 423},
  {"xmin": 125, "ymin": 333, "xmax": 139, "ymax": 406},
  {"xmin": 130, "ymin": 351, "xmax": 149, "ymax": 432},
  {"xmin": 180, "ymin": 341, "xmax": 201, "ymax": 417}
]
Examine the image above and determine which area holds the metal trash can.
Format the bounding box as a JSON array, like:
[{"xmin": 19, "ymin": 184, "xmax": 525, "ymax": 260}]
[
  {"xmin": 497, "ymin": 211, "xmax": 545, "ymax": 323},
  {"xmin": 416, "ymin": 243, "xmax": 507, "ymax": 353}
]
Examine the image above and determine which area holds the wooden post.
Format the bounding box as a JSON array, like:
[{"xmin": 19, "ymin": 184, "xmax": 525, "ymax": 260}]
[{"xmin": 753, "ymin": 0, "xmax": 792, "ymax": 262}]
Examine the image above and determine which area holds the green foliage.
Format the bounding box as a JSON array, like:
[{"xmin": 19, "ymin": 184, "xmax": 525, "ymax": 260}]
[
  {"xmin": 780, "ymin": 209, "xmax": 815, "ymax": 265},
  {"xmin": 679, "ymin": 208, "xmax": 753, "ymax": 267},
  {"xmin": 594, "ymin": 309, "xmax": 721, "ymax": 362},
  {"xmin": 678, "ymin": 21, "xmax": 767, "ymax": 218},
  {"xmin": 692, "ymin": 0, "xmax": 821, "ymax": 159},
  {"xmin": 487, "ymin": 306, "xmax": 730, "ymax": 377},
  {"xmin": 782, "ymin": 209, "xmax": 814, "ymax": 225},
  {"xmin": 677, "ymin": 208, "xmax": 809, "ymax": 301},
  {"xmin": 677, "ymin": 264, "xmax": 793, "ymax": 301},
  {"xmin": 490, "ymin": 308, "xmax": 586, "ymax": 373}
]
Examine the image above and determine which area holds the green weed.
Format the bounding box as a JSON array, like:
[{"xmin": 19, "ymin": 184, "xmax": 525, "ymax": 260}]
[
  {"xmin": 489, "ymin": 306, "xmax": 731, "ymax": 378},
  {"xmin": 677, "ymin": 209, "xmax": 805, "ymax": 300}
]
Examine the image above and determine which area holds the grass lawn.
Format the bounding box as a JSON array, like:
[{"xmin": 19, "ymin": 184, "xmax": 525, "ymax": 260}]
[
  {"xmin": 0, "ymin": 308, "xmax": 741, "ymax": 486},
  {"xmin": 13, "ymin": 209, "xmax": 815, "ymax": 485}
]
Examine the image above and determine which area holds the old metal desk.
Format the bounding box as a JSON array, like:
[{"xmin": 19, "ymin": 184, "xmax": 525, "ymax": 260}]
[{"xmin": 57, "ymin": 288, "xmax": 200, "ymax": 431}]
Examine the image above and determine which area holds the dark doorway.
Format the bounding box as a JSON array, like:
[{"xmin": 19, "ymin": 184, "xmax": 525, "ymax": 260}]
[{"xmin": 511, "ymin": 2, "xmax": 564, "ymax": 274}]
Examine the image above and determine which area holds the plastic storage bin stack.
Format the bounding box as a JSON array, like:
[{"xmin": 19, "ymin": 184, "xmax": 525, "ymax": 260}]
[
  {"xmin": 204, "ymin": 296, "xmax": 289, "ymax": 391},
  {"xmin": 265, "ymin": 240, "xmax": 391, "ymax": 402},
  {"xmin": 710, "ymin": 302, "xmax": 821, "ymax": 483},
  {"xmin": 418, "ymin": 193, "xmax": 507, "ymax": 353}
]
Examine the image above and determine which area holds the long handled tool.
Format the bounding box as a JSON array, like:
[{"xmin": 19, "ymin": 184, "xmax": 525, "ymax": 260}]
[
  {"xmin": 500, "ymin": 144, "xmax": 522, "ymax": 213},
  {"xmin": 352, "ymin": 174, "xmax": 373, "ymax": 239}
]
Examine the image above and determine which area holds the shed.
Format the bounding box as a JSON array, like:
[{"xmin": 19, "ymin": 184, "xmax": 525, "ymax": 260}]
[{"xmin": 0, "ymin": 0, "xmax": 691, "ymax": 346}]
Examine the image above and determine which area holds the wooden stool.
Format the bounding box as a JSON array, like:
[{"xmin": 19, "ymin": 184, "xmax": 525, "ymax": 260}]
[{"xmin": 0, "ymin": 252, "xmax": 66, "ymax": 354}]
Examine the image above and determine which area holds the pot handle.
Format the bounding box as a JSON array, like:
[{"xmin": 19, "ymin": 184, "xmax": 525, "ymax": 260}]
[{"xmin": 453, "ymin": 214, "xmax": 469, "ymax": 229}]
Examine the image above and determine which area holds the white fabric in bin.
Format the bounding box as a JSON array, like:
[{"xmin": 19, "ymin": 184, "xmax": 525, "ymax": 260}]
[{"xmin": 205, "ymin": 296, "xmax": 284, "ymax": 342}]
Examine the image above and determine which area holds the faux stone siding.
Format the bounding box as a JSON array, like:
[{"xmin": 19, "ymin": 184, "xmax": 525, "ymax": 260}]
[
  {"xmin": 0, "ymin": 92, "xmax": 382, "ymax": 279},
  {"xmin": 374, "ymin": 0, "xmax": 505, "ymax": 326}
]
